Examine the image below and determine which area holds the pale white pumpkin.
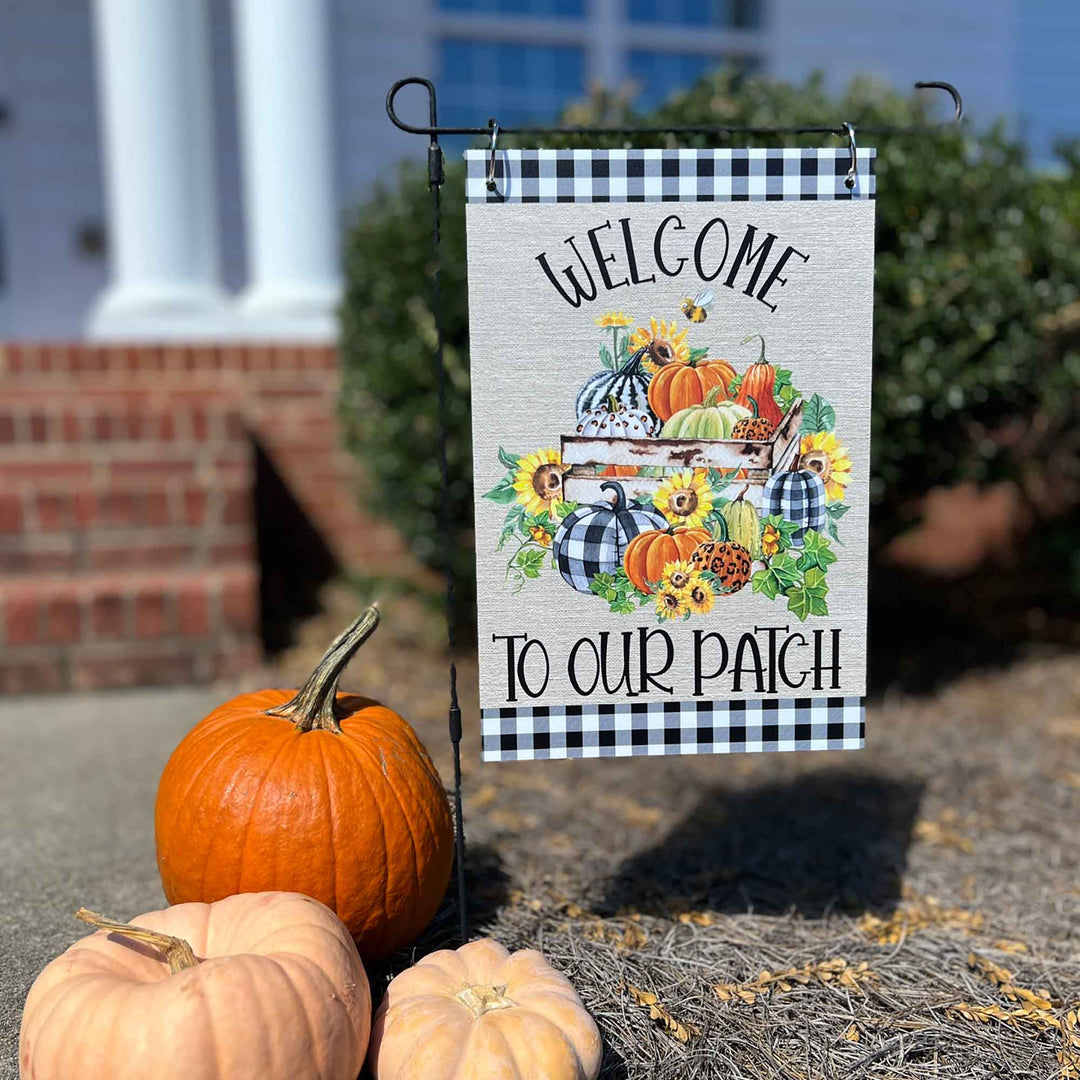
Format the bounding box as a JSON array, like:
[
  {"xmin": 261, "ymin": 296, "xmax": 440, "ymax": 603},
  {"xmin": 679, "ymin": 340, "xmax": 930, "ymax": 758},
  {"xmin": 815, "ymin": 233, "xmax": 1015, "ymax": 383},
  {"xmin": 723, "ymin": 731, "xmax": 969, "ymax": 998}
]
[
  {"xmin": 19, "ymin": 892, "xmax": 370, "ymax": 1080},
  {"xmin": 368, "ymin": 938, "xmax": 602, "ymax": 1080}
]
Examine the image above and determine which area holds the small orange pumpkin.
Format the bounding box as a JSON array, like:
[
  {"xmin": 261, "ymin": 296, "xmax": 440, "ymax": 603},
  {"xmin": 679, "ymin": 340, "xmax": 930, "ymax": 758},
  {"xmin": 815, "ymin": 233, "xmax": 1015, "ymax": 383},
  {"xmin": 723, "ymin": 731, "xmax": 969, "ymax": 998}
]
[
  {"xmin": 623, "ymin": 523, "xmax": 711, "ymax": 594},
  {"xmin": 599, "ymin": 464, "xmax": 640, "ymax": 477},
  {"xmin": 734, "ymin": 334, "xmax": 784, "ymax": 427},
  {"xmin": 20, "ymin": 893, "xmax": 370, "ymax": 1080},
  {"xmin": 647, "ymin": 355, "xmax": 737, "ymax": 421},
  {"xmin": 368, "ymin": 939, "xmax": 602, "ymax": 1080},
  {"xmin": 154, "ymin": 607, "xmax": 454, "ymax": 962}
]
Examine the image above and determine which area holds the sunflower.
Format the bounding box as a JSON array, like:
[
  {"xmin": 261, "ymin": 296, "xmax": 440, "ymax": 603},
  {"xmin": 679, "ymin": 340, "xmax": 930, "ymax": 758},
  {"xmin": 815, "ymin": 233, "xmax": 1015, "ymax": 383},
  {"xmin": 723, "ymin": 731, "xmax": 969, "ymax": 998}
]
[
  {"xmin": 761, "ymin": 523, "xmax": 782, "ymax": 558},
  {"xmin": 799, "ymin": 431, "xmax": 852, "ymax": 502},
  {"xmin": 595, "ymin": 311, "xmax": 634, "ymax": 328},
  {"xmin": 513, "ymin": 449, "xmax": 566, "ymax": 517},
  {"xmin": 529, "ymin": 525, "xmax": 553, "ymax": 547},
  {"xmin": 653, "ymin": 469, "xmax": 713, "ymax": 530},
  {"xmin": 630, "ymin": 317, "xmax": 690, "ymax": 374},
  {"xmin": 661, "ymin": 559, "xmax": 695, "ymax": 592},
  {"xmin": 687, "ymin": 578, "xmax": 715, "ymax": 615},
  {"xmin": 655, "ymin": 586, "xmax": 689, "ymax": 621}
]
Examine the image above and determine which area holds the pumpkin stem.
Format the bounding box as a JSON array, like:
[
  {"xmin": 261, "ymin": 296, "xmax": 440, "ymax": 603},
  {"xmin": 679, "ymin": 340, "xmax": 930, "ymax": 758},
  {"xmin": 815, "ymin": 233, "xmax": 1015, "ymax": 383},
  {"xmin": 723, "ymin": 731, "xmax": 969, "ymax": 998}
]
[
  {"xmin": 455, "ymin": 983, "xmax": 517, "ymax": 1018},
  {"xmin": 702, "ymin": 386, "xmax": 723, "ymax": 408},
  {"xmin": 265, "ymin": 605, "xmax": 380, "ymax": 733},
  {"xmin": 599, "ymin": 480, "xmax": 626, "ymax": 512},
  {"xmin": 75, "ymin": 908, "xmax": 199, "ymax": 975},
  {"xmin": 747, "ymin": 395, "xmax": 760, "ymax": 419},
  {"xmin": 740, "ymin": 333, "xmax": 767, "ymax": 365},
  {"xmin": 736, "ymin": 484, "xmax": 749, "ymax": 501}
]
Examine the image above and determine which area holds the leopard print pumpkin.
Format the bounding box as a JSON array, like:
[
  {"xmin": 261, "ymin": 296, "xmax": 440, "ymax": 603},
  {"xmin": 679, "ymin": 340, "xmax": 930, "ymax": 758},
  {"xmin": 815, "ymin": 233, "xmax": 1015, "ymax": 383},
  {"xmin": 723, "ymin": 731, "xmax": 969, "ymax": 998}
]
[
  {"xmin": 730, "ymin": 394, "xmax": 776, "ymax": 441},
  {"xmin": 730, "ymin": 415, "xmax": 775, "ymax": 441},
  {"xmin": 691, "ymin": 539, "xmax": 753, "ymax": 594}
]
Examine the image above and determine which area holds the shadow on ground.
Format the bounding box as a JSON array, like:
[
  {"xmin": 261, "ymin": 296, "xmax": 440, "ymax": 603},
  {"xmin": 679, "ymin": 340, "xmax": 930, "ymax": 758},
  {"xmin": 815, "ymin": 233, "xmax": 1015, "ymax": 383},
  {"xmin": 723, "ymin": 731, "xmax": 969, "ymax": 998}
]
[{"xmin": 601, "ymin": 770, "xmax": 923, "ymax": 919}]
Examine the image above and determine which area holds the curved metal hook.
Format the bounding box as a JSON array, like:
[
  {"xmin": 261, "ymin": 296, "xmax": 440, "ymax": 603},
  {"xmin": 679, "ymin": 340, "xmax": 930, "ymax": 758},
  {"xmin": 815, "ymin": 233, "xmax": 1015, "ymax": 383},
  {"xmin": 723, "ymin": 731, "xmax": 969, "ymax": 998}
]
[
  {"xmin": 914, "ymin": 81, "xmax": 963, "ymax": 124},
  {"xmin": 486, "ymin": 118, "xmax": 499, "ymax": 192},
  {"xmin": 386, "ymin": 76, "xmax": 438, "ymax": 137},
  {"xmin": 841, "ymin": 122, "xmax": 857, "ymax": 190}
]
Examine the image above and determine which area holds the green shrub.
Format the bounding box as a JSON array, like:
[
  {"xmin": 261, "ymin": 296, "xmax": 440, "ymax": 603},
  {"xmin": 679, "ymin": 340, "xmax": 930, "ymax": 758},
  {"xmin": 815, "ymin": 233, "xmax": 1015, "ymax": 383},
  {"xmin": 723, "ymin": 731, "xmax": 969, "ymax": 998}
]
[{"xmin": 340, "ymin": 71, "xmax": 1080, "ymax": 636}]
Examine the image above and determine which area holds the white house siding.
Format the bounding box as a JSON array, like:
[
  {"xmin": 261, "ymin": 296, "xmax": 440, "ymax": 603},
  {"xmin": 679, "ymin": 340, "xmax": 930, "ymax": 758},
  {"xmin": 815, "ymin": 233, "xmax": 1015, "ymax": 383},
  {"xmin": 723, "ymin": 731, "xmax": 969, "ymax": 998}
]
[
  {"xmin": 0, "ymin": 0, "xmax": 107, "ymax": 338},
  {"xmin": 0, "ymin": 0, "xmax": 1076, "ymax": 339}
]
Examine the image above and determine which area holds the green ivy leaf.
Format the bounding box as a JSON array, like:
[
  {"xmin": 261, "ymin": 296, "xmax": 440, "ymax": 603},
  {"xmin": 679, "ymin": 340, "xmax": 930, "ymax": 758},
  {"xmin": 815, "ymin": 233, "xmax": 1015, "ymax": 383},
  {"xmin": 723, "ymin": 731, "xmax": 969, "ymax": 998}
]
[
  {"xmin": 778, "ymin": 382, "xmax": 802, "ymax": 407},
  {"xmin": 751, "ymin": 551, "xmax": 801, "ymax": 600},
  {"xmin": 616, "ymin": 334, "xmax": 630, "ymax": 360},
  {"xmin": 751, "ymin": 567, "xmax": 781, "ymax": 600},
  {"xmin": 797, "ymin": 530, "xmax": 838, "ymax": 573},
  {"xmin": 498, "ymin": 446, "xmax": 522, "ymax": 471},
  {"xmin": 826, "ymin": 502, "xmax": 850, "ymax": 520},
  {"xmin": 599, "ymin": 344, "xmax": 615, "ymax": 370},
  {"xmin": 728, "ymin": 373, "xmax": 743, "ymax": 394},
  {"xmin": 800, "ymin": 393, "xmax": 836, "ymax": 434},
  {"xmin": 786, "ymin": 582, "xmax": 829, "ymax": 620},
  {"xmin": 610, "ymin": 595, "xmax": 637, "ymax": 614},
  {"xmin": 803, "ymin": 566, "xmax": 829, "ymax": 596},
  {"xmin": 687, "ymin": 346, "xmax": 710, "ymax": 364},
  {"xmin": 554, "ymin": 500, "xmax": 579, "ymax": 519},
  {"xmin": 515, "ymin": 548, "xmax": 547, "ymax": 579}
]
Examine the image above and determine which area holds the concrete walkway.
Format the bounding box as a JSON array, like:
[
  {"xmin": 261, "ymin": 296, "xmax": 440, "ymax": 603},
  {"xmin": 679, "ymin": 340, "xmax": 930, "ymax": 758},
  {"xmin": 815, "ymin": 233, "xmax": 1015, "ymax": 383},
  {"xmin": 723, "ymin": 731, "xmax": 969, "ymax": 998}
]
[{"xmin": 0, "ymin": 687, "xmax": 220, "ymax": 1079}]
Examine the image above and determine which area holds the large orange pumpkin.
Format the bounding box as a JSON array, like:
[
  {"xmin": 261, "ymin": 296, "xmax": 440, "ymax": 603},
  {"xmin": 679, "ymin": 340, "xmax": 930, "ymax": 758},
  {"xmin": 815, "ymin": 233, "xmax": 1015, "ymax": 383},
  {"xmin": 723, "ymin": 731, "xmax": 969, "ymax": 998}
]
[
  {"xmin": 20, "ymin": 893, "xmax": 371, "ymax": 1080},
  {"xmin": 734, "ymin": 333, "xmax": 784, "ymax": 427},
  {"xmin": 154, "ymin": 607, "xmax": 454, "ymax": 962},
  {"xmin": 648, "ymin": 355, "xmax": 737, "ymax": 422},
  {"xmin": 623, "ymin": 523, "xmax": 711, "ymax": 593}
]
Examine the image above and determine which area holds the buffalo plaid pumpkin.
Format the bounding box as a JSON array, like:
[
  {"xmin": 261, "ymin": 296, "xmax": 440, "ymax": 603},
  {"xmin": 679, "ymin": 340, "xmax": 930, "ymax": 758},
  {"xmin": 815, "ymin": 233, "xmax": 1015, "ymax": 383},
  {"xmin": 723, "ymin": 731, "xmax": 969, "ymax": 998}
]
[
  {"xmin": 553, "ymin": 482, "xmax": 666, "ymax": 593},
  {"xmin": 762, "ymin": 468, "xmax": 826, "ymax": 547}
]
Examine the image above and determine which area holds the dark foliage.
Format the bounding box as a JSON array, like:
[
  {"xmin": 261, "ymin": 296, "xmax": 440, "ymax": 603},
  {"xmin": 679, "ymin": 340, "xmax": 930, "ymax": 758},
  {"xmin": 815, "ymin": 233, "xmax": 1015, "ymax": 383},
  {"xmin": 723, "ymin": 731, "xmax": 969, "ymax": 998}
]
[{"xmin": 340, "ymin": 71, "xmax": 1080, "ymax": 637}]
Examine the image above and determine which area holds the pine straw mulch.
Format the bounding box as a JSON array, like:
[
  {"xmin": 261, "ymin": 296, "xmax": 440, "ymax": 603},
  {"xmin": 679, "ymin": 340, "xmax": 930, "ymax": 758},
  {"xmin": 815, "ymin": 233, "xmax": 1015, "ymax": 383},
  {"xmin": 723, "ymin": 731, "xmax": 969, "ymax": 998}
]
[{"xmin": 259, "ymin": 586, "xmax": 1080, "ymax": 1080}]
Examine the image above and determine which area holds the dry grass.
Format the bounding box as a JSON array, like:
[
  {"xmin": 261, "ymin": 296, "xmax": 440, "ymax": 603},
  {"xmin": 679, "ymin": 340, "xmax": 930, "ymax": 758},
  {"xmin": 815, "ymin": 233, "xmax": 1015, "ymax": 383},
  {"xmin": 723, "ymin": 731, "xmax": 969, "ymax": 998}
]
[{"xmin": 266, "ymin": 586, "xmax": 1080, "ymax": 1079}]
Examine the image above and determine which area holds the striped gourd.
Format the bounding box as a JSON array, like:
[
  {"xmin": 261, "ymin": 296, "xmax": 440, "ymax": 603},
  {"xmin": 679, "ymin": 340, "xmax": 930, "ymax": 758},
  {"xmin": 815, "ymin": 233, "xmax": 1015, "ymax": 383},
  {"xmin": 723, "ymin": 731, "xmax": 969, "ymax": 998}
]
[{"xmin": 575, "ymin": 348, "xmax": 655, "ymax": 424}]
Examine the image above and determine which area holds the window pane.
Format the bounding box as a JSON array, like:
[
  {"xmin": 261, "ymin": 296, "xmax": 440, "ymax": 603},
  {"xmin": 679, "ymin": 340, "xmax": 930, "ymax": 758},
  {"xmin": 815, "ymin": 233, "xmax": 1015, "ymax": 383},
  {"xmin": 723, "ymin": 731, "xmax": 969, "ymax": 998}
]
[
  {"xmin": 438, "ymin": 0, "xmax": 586, "ymax": 16},
  {"xmin": 438, "ymin": 38, "xmax": 586, "ymax": 133},
  {"xmin": 627, "ymin": 49, "xmax": 759, "ymax": 110},
  {"xmin": 627, "ymin": 0, "xmax": 763, "ymax": 29}
]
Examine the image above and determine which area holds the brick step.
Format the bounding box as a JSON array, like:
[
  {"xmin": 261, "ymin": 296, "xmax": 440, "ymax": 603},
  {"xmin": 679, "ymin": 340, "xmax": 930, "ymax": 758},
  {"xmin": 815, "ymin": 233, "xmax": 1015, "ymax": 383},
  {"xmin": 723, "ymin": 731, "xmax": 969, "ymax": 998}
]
[
  {"xmin": 0, "ymin": 402, "xmax": 247, "ymax": 446},
  {"xmin": 0, "ymin": 342, "xmax": 337, "ymax": 376},
  {"xmin": 0, "ymin": 566, "xmax": 260, "ymax": 694}
]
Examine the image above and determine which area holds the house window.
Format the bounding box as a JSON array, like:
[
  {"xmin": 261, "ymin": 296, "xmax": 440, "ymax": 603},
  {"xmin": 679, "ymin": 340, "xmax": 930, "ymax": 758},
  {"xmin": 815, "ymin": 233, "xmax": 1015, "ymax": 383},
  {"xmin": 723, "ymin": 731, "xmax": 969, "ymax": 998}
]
[
  {"xmin": 438, "ymin": 38, "xmax": 586, "ymax": 130},
  {"xmin": 438, "ymin": 0, "xmax": 586, "ymax": 16},
  {"xmin": 627, "ymin": 0, "xmax": 764, "ymax": 29},
  {"xmin": 627, "ymin": 49, "xmax": 758, "ymax": 110}
]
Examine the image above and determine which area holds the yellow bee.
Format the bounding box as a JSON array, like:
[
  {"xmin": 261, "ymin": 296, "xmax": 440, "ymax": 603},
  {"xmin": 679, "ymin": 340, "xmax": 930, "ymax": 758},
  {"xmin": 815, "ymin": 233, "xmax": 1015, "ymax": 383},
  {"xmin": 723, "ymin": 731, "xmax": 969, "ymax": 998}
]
[{"xmin": 680, "ymin": 288, "xmax": 715, "ymax": 323}]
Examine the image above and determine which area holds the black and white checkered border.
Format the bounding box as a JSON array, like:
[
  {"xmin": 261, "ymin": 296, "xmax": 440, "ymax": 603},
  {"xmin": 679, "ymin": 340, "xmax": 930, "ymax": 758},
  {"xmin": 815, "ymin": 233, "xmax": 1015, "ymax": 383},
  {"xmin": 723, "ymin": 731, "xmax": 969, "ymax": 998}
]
[
  {"xmin": 481, "ymin": 697, "xmax": 864, "ymax": 761},
  {"xmin": 465, "ymin": 149, "xmax": 876, "ymax": 203}
]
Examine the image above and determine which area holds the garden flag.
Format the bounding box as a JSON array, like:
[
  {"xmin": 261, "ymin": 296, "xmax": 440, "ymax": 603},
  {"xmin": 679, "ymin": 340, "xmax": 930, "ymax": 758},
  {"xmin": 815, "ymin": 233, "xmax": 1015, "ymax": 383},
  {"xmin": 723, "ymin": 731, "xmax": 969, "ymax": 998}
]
[{"xmin": 465, "ymin": 148, "xmax": 875, "ymax": 762}]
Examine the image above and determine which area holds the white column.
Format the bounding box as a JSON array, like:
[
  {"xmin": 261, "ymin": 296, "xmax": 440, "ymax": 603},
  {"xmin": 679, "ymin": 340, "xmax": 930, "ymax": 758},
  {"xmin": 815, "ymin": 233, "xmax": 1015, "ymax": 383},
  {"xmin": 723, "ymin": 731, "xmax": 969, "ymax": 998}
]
[
  {"xmin": 232, "ymin": 0, "xmax": 341, "ymax": 340},
  {"xmin": 87, "ymin": 0, "xmax": 227, "ymax": 339}
]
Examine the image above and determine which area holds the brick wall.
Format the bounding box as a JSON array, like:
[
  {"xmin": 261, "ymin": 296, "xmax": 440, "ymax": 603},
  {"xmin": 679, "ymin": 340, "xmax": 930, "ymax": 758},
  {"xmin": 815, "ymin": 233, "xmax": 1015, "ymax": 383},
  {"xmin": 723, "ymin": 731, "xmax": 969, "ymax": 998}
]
[{"xmin": 0, "ymin": 342, "xmax": 405, "ymax": 693}]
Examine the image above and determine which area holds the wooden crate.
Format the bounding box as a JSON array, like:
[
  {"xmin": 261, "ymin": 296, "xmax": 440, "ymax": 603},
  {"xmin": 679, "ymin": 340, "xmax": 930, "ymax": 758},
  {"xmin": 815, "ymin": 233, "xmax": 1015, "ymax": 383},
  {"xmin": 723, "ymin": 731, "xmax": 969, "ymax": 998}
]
[{"xmin": 562, "ymin": 399, "xmax": 803, "ymax": 504}]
